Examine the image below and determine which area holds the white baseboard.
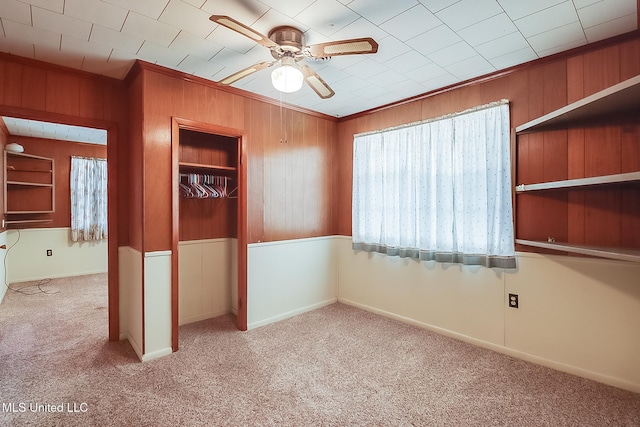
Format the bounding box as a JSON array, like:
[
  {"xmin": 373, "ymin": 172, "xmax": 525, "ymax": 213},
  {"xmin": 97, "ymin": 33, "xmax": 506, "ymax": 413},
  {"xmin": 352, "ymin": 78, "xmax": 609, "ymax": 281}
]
[
  {"xmin": 338, "ymin": 297, "xmax": 640, "ymax": 394},
  {"xmin": 141, "ymin": 347, "xmax": 173, "ymax": 362},
  {"xmin": 248, "ymin": 298, "xmax": 337, "ymax": 330},
  {"xmin": 126, "ymin": 332, "xmax": 143, "ymax": 362}
]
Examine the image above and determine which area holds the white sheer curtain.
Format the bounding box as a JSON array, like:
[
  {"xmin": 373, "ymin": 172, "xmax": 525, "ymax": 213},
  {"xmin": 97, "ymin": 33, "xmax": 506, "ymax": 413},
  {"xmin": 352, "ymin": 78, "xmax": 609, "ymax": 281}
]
[
  {"xmin": 352, "ymin": 101, "xmax": 515, "ymax": 268},
  {"xmin": 70, "ymin": 156, "xmax": 108, "ymax": 242}
]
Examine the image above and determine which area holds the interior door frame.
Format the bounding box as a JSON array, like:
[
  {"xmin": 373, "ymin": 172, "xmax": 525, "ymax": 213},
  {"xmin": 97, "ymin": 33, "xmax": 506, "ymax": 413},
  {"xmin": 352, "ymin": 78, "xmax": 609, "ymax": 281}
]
[
  {"xmin": 0, "ymin": 105, "xmax": 120, "ymax": 341},
  {"xmin": 171, "ymin": 117, "xmax": 247, "ymax": 351}
]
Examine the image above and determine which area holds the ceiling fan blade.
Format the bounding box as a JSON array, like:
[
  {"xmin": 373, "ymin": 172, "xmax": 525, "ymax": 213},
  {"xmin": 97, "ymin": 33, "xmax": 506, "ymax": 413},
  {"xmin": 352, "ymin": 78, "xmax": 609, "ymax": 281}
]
[
  {"xmin": 301, "ymin": 65, "xmax": 335, "ymax": 99},
  {"xmin": 210, "ymin": 15, "xmax": 277, "ymax": 49},
  {"xmin": 218, "ymin": 61, "xmax": 276, "ymax": 86},
  {"xmin": 306, "ymin": 37, "xmax": 378, "ymax": 58}
]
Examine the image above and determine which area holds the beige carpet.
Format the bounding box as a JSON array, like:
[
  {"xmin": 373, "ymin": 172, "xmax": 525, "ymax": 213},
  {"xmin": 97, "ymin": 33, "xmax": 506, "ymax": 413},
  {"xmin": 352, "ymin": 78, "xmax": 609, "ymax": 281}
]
[{"xmin": 1, "ymin": 273, "xmax": 639, "ymax": 426}]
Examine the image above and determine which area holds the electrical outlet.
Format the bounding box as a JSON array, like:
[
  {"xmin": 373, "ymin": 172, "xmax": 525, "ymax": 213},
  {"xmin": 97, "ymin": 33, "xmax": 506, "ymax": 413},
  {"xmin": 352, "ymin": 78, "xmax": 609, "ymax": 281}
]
[
  {"xmin": 508, "ymin": 293, "xmax": 519, "ymax": 308},
  {"xmin": 46, "ymin": 249, "xmax": 52, "ymax": 256}
]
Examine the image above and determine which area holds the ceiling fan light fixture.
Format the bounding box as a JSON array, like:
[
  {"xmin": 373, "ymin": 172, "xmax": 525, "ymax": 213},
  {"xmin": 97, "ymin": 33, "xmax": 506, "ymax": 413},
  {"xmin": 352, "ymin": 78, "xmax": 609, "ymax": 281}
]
[{"xmin": 271, "ymin": 57, "xmax": 304, "ymax": 93}]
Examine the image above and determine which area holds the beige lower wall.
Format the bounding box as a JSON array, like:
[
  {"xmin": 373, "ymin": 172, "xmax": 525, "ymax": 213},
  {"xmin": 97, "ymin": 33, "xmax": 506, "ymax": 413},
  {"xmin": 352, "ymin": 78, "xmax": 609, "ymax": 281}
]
[
  {"xmin": 118, "ymin": 246, "xmax": 142, "ymax": 359},
  {"xmin": 335, "ymin": 236, "xmax": 640, "ymax": 393},
  {"xmin": 247, "ymin": 237, "xmax": 338, "ymax": 329},
  {"xmin": 178, "ymin": 239, "xmax": 237, "ymax": 325},
  {"xmin": 5, "ymin": 228, "xmax": 107, "ymax": 283}
]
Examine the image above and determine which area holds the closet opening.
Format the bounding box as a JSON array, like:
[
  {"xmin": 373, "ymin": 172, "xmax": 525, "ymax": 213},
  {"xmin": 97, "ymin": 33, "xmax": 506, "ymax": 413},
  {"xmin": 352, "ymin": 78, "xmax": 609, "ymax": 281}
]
[{"xmin": 171, "ymin": 118, "xmax": 247, "ymax": 352}]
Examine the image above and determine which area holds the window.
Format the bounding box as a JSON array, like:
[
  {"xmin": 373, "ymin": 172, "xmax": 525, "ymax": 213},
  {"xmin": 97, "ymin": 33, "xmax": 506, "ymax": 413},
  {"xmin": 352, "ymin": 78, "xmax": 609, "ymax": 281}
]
[
  {"xmin": 70, "ymin": 156, "xmax": 108, "ymax": 242},
  {"xmin": 352, "ymin": 101, "xmax": 515, "ymax": 268}
]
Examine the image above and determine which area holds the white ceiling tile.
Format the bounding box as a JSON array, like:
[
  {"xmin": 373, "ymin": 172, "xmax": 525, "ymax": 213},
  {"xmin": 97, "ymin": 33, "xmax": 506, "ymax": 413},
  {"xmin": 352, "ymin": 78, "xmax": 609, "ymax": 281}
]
[
  {"xmin": 584, "ymin": 13, "xmax": 638, "ymax": 43},
  {"xmin": 0, "ymin": 34, "xmax": 35, "ymax": 58},
  {"xmin": 122, "ymin": 11, "xmax": 180, "ymax": 47},
  {"xmin": 294, "ymin": 0, "xmax": 359, "ymax": 37},
  {"xmin": 137, "ymin": 40, "xmax": 187, "ymax": 67},
  {"xmin": 183, "ymin": 0, "xmax": 206, "ymax": 6},
  {"xmin": 427, "ymin": 41, "xmax": 476, "ymax": 67},
  {"xmin": 458, "ymin": 13, "xmax": 518, "ymax": 47},
  {"xmin": 536, "ymin": 37, "xmax": 586, "ymax": 58},
  {"xmin": 404, "ymin": 62, "xmax": 449, "ymax": 84},
  {"xmin": 370, "ymin": 35, "xmax": 413, "ymax": 63},
  {"xmin": 259, "ymin": 0, "xmax": 316, "ymax": 18},
  {"xmin": 347, "ymin": 0, "xmax": 421, "ymax": 25},
  {"xmin": 159, "ymin": 0, "xmax": 214, "ymax": 38},
  {"xmin": 102, "ymin": 0, "xmax": 170, "ymax": 20},
  {"xmin": 380, "ymin": 5, "xmax": 441, "ymax": 42},
  {"xmin": 64, "ymin": 0, "xmax": 128, "ymax": 32},
  {"xmin": 573, "ymin": 0, "xmax": 601, "ymax": 8},
  {"xmin": 527, "ymin": 21, "xmax": 586, "ymax": 54},
  {"xmin": 343, "ymin": 57, "xmax": 389, "ymax": 79},
  {"xmin": 420, "ymin": 73, "xmax": 458, "ymax": 93},
  {"xmin": 577, "ymin": 0, "xmax": 637, "ymax": 28},
  {"xmin": 444, "ymin": 54, "xmax": 495, "ymax": 80},
  {"xmin": 176, "ymin": 54, "xmax": 224, "ymax": 77},
  {"xmin": 82, "ymin": 54, "xmax": 133, "ymax": 79},
  {"xmin": 330, "ymin": 75, "xmax": 371, "ymax": 93},
  {"xmin": 488, "ymin": 46, "xmax": 538, "ymax": 69},
  {"xmin": 28, "ymin": 0, "xmax": 64, "ymax": 13},
  {"xmin": 251, "ymin": 8, "xmax": 310, "ymax": 34},
  {"xmin": 323, "ymin": 52, "xmax": 367, "ymax": 71},
  {"xmin": 474, "ymin": 31, "xmax": 529, "ymax": 59},
  {"xmin": 2, "ymin": 19, "xmax": 61, "ymax": 50},
  {"xmin": 0, "ymin": 0, "xmax": 31, "ymax": 25},
  {"xmin": 418, "ymin": 0, "xmax": 461, "ymax": 13},
  {"xmin": 497, "ymin": 0, "xmax": 566, "ymax": 20},
  {"xmin": 384, "ymin": 50, "xmax": 432, "ymax": 73},
  {"xmin": 62, "ymin": 35, "xmax": 112, "ymax": 61},
  {"xmin": 200, "ymin": 0, "xmax": 270, "ymax": 27},
  {"xmin": 34, "ymin": 45, "xmax": 83, "ymax": 68},
  {"xmin": 206, "ymin": 25, "xmax": 259, "ymax": 54},
  {"xmin": 352, "ymin": 82, "xmax": 390, "ymax": 99},
  {"xmin": 436, "ymin": 0, "xmax": 503, "ymax": 31},
  {"xmin": 406, "ymin": 25, "xmax": 461, "ymax": 56},
  {"xmin": 514, "ymin": 1, "xmax": 579, "ymax": 38},
  {"xmin": 90, "ymin": 24, "xmax": 144, "ymax": 55},
  {"xmin": 366, "ymin": 68, "xmax": 409, "ymax": 86},
  {"xmin": 169, "ymin": 30, "xmax": 223, "ymax": 60},
  {"xmin": 32, "ymin": 7, "xmax": 92, "ymax": 41}
]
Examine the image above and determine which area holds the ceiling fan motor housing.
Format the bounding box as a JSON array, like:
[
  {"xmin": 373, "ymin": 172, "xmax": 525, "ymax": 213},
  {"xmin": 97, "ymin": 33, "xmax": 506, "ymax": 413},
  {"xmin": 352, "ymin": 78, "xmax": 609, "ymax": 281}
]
[{"xmin": 269, "ymin": 26, "xmax": 304, "ymax": 54}]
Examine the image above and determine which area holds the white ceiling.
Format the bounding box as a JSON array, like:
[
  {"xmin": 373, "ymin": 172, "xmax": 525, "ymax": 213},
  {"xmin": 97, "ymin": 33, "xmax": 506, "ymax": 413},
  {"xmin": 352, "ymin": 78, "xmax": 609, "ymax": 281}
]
[
  {"xmin": 0, "ymin": 0, "xmax": 637, "ymax": 118},
  {"xmin": 2, "ymin": 116, "xmax": 107, "ymax": 144}
]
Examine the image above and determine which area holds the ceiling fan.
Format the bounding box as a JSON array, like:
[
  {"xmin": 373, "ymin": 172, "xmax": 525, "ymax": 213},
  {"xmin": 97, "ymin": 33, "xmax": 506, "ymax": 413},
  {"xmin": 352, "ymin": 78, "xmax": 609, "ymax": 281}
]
[{"xmin": 209, "ymin": 15, "xmax": 379, "ymax": 99}]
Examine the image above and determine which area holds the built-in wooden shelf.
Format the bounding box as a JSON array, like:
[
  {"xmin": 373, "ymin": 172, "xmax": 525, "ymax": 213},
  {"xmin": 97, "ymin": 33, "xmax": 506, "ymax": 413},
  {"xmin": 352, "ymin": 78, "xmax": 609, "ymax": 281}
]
[
  {"xmin": 516, "ymin": 239, "xmax": 640, "ymax": 263},
  {"xmin": 4, "ymin": 219, "xmax": 52, "ymax": 225},
  {"xmin": 178, "ymin": 161, "xmax": 236, "ymax": 173},
  {"xmin": 514, "ymin": 74, "xmax": 640, "ymax": 263},
  {"xmin": 516, "ymin": 75, "xmax": 640, "ymax": 133},
  {"xmin": 4, "ymin": 150, "xmax": 55, "ymax": 216},
  {"xmin": 516, "ymin": 172, "xmax": 640, "ymax": 192},
  {"xmin": 7, "ymin": 181, "xmax": 54, "ymax": 188}
]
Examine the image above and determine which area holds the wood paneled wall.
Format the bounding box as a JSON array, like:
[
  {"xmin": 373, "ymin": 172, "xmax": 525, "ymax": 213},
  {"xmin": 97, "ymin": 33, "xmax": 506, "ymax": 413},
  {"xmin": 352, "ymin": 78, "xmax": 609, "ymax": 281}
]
[
  {"xmin": 0, "ymin": 53, "xmax": 128, "ymax": 341},
  {"xmin": 335, "ymin": 36, "xmax": 640, "ymax": 253},
  {"xmin": 6, "ymin": 136, "xmax": 106, "ymax": 228},
  {"xmin": 0, "ymin": 53, "xmax": 129, "ymax": 245},
  {"xmin": 132, "ymin": 64, "xmax": 337, "ymax": 251}
]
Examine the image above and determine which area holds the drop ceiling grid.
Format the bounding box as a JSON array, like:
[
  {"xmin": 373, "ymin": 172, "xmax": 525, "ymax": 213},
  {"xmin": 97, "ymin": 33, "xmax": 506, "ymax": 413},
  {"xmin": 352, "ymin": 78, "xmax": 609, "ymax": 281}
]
[{"xmin": 0, "ymin": 0, "xmax": 634, "ymax": 117}]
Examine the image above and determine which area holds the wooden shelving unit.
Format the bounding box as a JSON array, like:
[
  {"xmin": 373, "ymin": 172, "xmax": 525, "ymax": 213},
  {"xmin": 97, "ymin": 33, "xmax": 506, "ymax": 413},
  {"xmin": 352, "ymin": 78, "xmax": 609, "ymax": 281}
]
[
  {"xmin": 516, "ymin": 75, "xmax": 640, "ymax": 134},
  {"xmin": 4, "ymin": 151, "xmax": 55, "ymax": 224},
  {"xmin": 514, "ymin": 75, "xmax": 640, "ymax": 263}
]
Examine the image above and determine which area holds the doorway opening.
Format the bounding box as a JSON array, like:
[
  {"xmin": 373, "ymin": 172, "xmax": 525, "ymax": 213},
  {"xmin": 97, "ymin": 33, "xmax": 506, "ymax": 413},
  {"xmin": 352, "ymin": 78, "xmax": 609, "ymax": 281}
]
[
  {"xmin": 0, "ymin": 113, "xmax": 118, "ymax": 342},
  {"xmin": 171, "ymin": 118, "xmax": 247, "ymax": 351}
]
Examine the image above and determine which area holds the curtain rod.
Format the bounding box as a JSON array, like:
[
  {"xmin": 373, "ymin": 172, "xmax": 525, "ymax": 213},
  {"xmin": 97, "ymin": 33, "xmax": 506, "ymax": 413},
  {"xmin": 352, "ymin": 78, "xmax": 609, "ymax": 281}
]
[
  {"xmin": 71, "ymin": 155, "xmax": 106, "ymax": 161},
  {"xmin": 354, "ymin": 99, "xmax": 510, "ymax": 138}
]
